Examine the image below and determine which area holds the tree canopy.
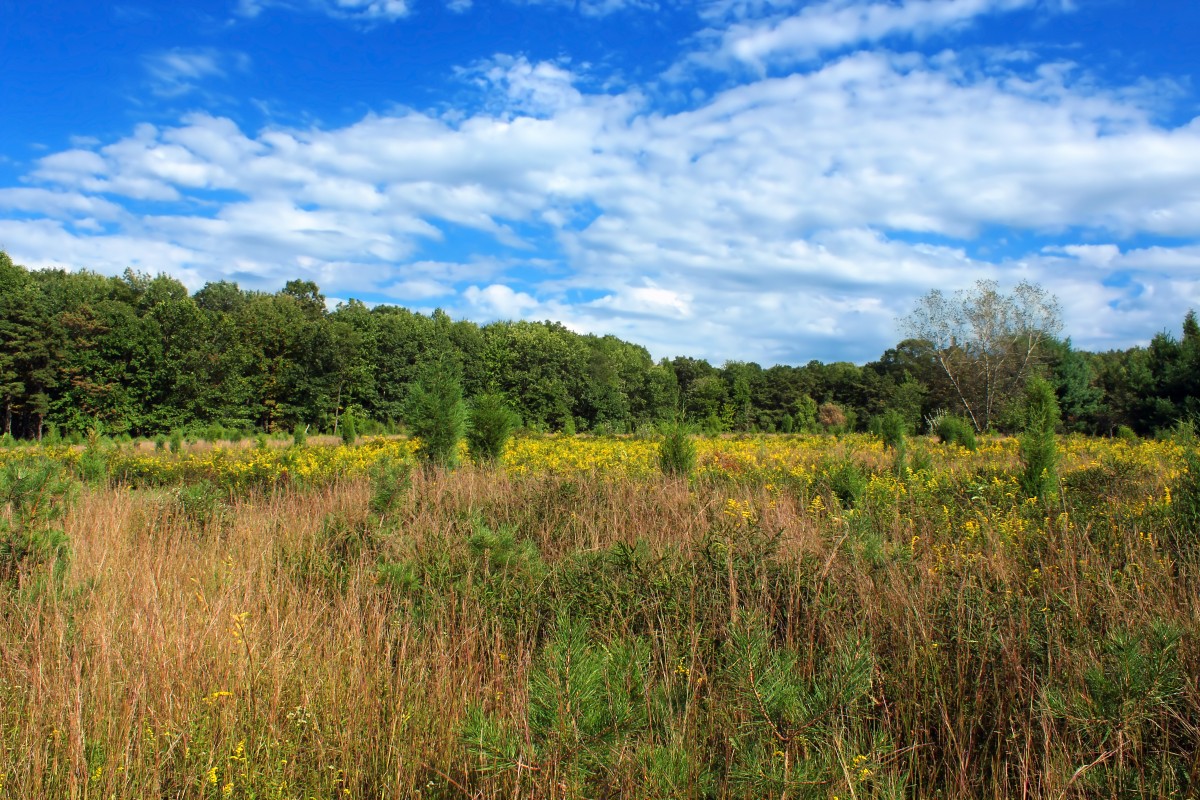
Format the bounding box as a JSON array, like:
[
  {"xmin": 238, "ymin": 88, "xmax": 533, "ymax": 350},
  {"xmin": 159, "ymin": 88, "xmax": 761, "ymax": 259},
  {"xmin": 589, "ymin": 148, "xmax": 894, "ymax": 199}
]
[{"xmin": 0, "ymin": 252, "xmax": 1194, "ymax": 440}]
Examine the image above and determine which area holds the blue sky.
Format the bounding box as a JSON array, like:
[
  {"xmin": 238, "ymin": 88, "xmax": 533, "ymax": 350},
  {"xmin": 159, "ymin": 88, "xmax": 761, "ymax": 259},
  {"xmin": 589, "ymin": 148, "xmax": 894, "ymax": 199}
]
[{"xmin": 1, "ymin": 0, "xmax": 1198, "ymax": 365}]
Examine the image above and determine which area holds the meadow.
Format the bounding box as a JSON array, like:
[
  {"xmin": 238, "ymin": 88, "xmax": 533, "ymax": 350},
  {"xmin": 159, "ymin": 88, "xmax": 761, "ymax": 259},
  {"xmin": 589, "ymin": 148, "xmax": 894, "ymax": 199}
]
[{"xmin": 1, "ymin": 432, "xmax": 1198, "ymax": 799}]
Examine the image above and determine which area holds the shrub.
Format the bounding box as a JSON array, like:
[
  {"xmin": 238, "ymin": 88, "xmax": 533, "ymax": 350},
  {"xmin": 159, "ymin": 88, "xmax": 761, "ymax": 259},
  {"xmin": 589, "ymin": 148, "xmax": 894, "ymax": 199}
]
[
  {"xmin": 1019, "ymin": 376, "xmax": 1060, "ymax": 501},
  {"xmin": 172, "ymin": 480, "xmax": 225, "ymax": 529},
  {"xmin": 467, "ymin": 393, "xmax": 519, "ymax": 464},
  {"xmin": 935, "ymin": 414, "xmax": 977, "ymax": 451},
  {"xmin": 658, "ymin": 421, "xmax": 696, "ymax": 478},
  {"xmin": 824, "ymin": 459, "xmax": 867, "ymax": 507},
  {"xmin": 1172, "ymin": 446, "xmax": 1200, "ymax": 541},
  {"xmin": 168, "ymin": 429, "xmax": 184, "ymax": 453},
  {"xmin": 818, "ymin": 402, "xmax": 846, "ymax": 431},
  {"xmin": 880, "ymin": 410, "xmax": 908, "ymax": 476},
  {"xmin": 405, "ymin": 359, "xmax": 467, "ymax": 468},
  {"xmin": 77, "ymin": 430, "xmax": 109, "ymax": 486},
  {"xmin": 292, "ymin": 424, "xmax": 307, "ymax": 448},
  {"xmin": 340, "ymin": 411, "xmax": 357, "ymax": 445},
  {"xmin": 0, "ymin": 457, "xmax": 75, "ymax": 587},
  {"xmin": 369, "ymin": 456, "xmax": 412, "ymax": 518}
]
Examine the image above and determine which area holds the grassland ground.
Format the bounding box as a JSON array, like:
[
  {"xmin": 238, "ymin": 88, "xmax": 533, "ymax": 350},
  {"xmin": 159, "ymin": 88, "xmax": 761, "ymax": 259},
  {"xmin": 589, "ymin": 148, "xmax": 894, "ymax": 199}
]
[{"xmin": 1, "ymin": 433, "xmax": 1198, "ymax": 798}]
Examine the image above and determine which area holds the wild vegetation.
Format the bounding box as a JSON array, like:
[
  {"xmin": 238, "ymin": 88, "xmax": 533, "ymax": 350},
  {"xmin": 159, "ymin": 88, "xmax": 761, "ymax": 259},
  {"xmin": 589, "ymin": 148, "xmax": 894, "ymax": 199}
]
[
  {"xmin": 3, "ymin": 252, "xmax": 1199, "ymax": 443},
  {"xmin": 4, "ymin": 252, "xmax": 1200, "ymax": 798},
  {"xmin": 2, "ymin": 425, "xmax": 1199, "ymax": 799}
]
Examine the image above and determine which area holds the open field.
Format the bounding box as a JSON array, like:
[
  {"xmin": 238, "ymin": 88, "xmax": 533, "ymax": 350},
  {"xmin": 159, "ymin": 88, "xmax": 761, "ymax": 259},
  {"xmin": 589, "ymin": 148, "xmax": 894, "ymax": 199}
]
[{"xmin": 2, "ymin": 434, "xmax": 1199, "ymax": 798}]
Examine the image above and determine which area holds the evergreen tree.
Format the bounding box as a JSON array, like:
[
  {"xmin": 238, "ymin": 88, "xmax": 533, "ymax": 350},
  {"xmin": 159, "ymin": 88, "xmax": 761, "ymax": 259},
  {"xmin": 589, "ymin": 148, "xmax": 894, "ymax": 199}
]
[{"xmin": 406, "ymin": 359, "xmax": 467, "ymax": 468}]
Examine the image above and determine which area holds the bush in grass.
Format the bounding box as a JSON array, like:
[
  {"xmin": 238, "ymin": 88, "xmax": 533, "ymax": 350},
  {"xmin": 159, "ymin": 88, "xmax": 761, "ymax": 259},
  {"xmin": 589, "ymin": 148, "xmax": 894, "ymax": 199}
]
[
  {"xmin": 818, "ymin": 402, "xmax": 847, "ymax": 432},
  {"xmin": 1019, "ymin": 376, "xmax": 1060, "ymax": 501},
  {"xmin": 658, "ymin": 420, "xmax": 696, "ymax": 478},
  {"xmin": 935, "ymin": 414, "xmax": 977, "ymax": 451},
  {"xmin": 467, "ymin": 393, "xmax": 519, "ymax": 465},
  {"xmin": 824, "ymin": 459, "xmax": 867, "ymax": 507},
  {"xmin": 405, "ymin": 359, "xmax": 467, "ymax": 468},
  {"xmin": 77, "ymin": 429, "xmax": 109, "ymax": 486},
  {"xmin": 292, "ymin": 424, "xmax": 307, "ymax": 448},
  {"xmin": 369, "ymin": 456, "xmax": 412, "ymax": 518},
  {"xmin": 879, "ymin": 409, "xmax": 908, "ymax": 476},
  {"xmin": 1173, "ymin": 446, "xmax": 1200, "ymax": 540},
  {"xmin": 340, "ymin": 411, "xmax": 358, "ymax": 445},
  {"xmin": 0, "ymin": 457, "xmax": 75, "ymax": 587}
]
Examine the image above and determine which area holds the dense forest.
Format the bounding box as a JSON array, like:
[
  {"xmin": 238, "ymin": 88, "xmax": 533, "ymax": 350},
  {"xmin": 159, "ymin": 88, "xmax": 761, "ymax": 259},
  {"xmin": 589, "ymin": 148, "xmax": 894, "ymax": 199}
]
[{"xmin": 1, "ymin": 250, "xmax": 1197, "ymax": 440}]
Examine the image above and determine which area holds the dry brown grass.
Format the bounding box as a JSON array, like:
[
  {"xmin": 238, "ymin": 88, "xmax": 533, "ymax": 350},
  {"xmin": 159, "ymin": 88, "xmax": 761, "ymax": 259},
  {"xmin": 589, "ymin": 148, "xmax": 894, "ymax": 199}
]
[{"xmin": 2, "ymin": 455, "xmax": 1199, "ymax": 798}]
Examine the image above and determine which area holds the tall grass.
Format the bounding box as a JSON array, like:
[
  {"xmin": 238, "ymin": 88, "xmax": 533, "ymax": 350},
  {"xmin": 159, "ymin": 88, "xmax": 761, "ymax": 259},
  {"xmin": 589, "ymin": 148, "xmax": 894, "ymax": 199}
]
[{"xmin": 1, "ymin": 438, "xmax": 1197, "ymax": 798}]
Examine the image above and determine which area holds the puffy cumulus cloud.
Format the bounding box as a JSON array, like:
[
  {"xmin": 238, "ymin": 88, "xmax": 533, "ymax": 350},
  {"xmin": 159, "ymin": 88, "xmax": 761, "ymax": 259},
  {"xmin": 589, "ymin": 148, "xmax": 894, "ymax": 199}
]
[
  {"xmin": 4, "ymin": 31, "xmax": 1200, "ymax": 362},
  {"xmin": 463, "ymin": 284, "xmax": 542, "ymax": 318}
]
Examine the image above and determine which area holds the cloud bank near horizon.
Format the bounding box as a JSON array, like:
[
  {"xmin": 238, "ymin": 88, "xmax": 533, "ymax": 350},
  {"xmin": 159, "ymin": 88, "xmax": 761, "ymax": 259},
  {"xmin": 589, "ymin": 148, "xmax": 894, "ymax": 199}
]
[{"xmin": 1, "ymin": 0, "xmax": 1198, "ymax": 364}]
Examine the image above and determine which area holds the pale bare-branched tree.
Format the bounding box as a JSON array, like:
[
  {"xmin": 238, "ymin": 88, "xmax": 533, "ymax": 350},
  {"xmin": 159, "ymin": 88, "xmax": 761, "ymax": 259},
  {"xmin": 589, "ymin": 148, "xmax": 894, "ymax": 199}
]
[{"xmin": 902, "ymin": 280, "xmax": 1062, "ymax": 432}]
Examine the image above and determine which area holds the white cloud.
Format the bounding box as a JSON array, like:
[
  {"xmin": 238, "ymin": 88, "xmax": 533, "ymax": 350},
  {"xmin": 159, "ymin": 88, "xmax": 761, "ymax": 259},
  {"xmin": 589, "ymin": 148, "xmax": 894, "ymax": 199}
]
[
  {"xmin": 463, "ymin": 284, "xmax": 541, "ymax": 317},
  {"xmin": 235, "ymin": 0, "xmax": 410, "ymax": 21},
  {"xmin": 509, "ymin": 0, "xmax": 660, "ymax": 17},
  {"xmin": 5, "ymin": 23, "xmax": 1200, "ymax": 363},
  {"xmin": 143, "ymin": 48, "xmax": 250, "ymax": 97},
  {"xmin": 683, "ymin": 0, "xmax": 1042, "ymax": 72}
]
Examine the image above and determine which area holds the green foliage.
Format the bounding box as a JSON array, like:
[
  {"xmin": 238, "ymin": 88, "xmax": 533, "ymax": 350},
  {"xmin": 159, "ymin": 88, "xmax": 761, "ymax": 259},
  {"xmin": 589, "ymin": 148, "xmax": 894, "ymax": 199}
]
[
  {"xmin": 291, "ymin": 424, "xmax": 307, "ymax": 448},
  {"xmin": 824, "ymin": 458, "xmax": 867, "ymax": 507},
  {"xmin": 171, "ymin": 480, "xmax": 225, "ymax": 529},
  {"xmin": 77, "ymin": 431, "xmax": 109, "ymax": 485},
  {"xmin": 1044, "ymin": 621, "xmax": 1185, "ymax": 794},
  {"xmin": 935, "ymin": 414, "xmax": 977, "ymax": 451},
  {"xmin": 879, "ymin": 409, "xmax": 908, "ymax": 475},
  {"xmin": 168, "ymin": 429, "xmax": 184, "ymax": 453},
  {"xmin": 658, "ymin": 420, "xmax": 696, "ymax": 478},
  {"xmin": 466, "ymin": 393, "xmax": 519, "ymax": 464},
  {"xmin": 792, "ymin": 394, "xmax": 818, "ymax": 432},
  {"xmin": 1172, "ymin": 446, "xmax": 1200, "ymax": 541},
  {"xmin": 1019, "ymin": 376, "xmax": 1061, "ymax": 501},
  {"xmin": 340, "ymin": 410, "xmax": 357, "ymax": 445},
  {"xmin": 723, "ymin": 616, "xmax": 876, "ymax": 797},
  {"xmin": 368, "ymin": 455, "xmax": 411, "ymax": 518},
  {"xmin": 463, "ymin": 617, "xmax": 650, "ymax": 793},
  {"xmin": 405, "ymin": 360, "xmax": 467, "ymax": 468},
  {"xmin": 0, "ymin": 457, "xmax": 75, "ymax": 586}
]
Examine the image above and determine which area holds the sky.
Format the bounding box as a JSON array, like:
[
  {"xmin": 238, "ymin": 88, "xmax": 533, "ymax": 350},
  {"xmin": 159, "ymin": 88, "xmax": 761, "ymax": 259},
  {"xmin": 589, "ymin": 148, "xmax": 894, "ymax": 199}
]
[{"xmin": 1, "ymin": 0, "xmax": 1198, "ymax": 366}]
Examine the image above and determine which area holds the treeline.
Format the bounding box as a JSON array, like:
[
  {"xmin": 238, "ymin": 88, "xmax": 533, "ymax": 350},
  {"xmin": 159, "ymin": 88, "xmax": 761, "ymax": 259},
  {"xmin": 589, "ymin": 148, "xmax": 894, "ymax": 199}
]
[{"xmin": 0, "ymin": 251, "xmax": 1196, "ymax": 439}]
